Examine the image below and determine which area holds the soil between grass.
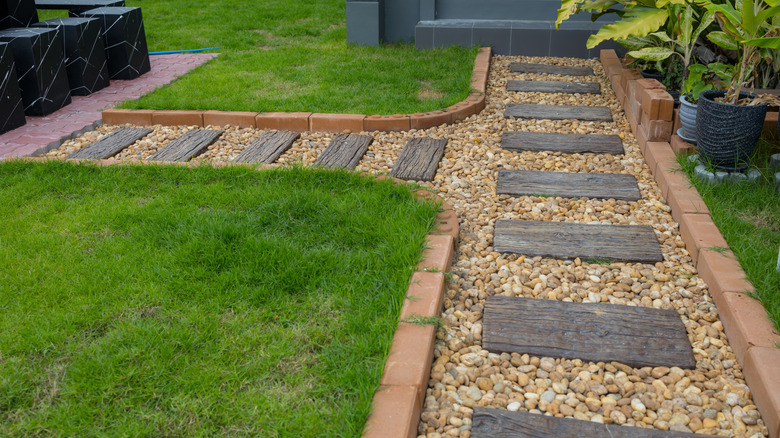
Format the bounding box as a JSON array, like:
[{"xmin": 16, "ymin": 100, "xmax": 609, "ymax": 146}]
[{"xmin": 0, "ymin": 160, "xmax": 440, "ymax": 437}]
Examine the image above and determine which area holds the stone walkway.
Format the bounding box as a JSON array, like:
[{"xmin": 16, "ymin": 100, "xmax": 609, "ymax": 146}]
[
  {"xmin": 38, "ymin": 55, "xmax": 769, "ymax": 437},
  {"xmin": 0, "ymin": 53, "xmax": 217, "ymax": 159}
]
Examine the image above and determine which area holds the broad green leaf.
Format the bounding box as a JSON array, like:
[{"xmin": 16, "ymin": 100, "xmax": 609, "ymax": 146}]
[
  {"xmin": 579, "ymin": 0, "xmax": 618, "ymax": 11},
  {"xmin": 649, "ymin": 31, "xmax": 673, "ymax": 41},
  {"xmin": 692, "ymin": 9, "xmax": 715, "ymax": 44},
  {"xmin": 704, "ymin": 2, "xmax": 743, "ymax": 30},
  {"xmin": 680, "ymin": 4, "xmax": 694, "ymax": 45},
  {"xmin": 714, "ymin": 11, "xmax": 747, "ymax": 40},
  {"xmin": 656, "ymin": 0, "xmax": 687, "ymax": 6},
  {"xmin": 627, "ymin": 47, "xmax": 675, "ymax": 60},
  {"xmin": 556, "ymin": 0, "xmax": 583, "ymax": 28},
  {"xmin": 587, "ymin": 7, "xmax": 669, "ymax": 48},
  {"xmin": 756, "ymin": 4, "xmax": 780, "ymax": 24},
  {"xmin": 707, "ymin": 30, "xmax": 740, "ymax": 49},
  {"xmin": 618, "ymin": 35, "xmax": 657, "ymax": 49},
  {"xmin": 744, "ymin": 36, "xmax": 780, "ymax": 48},
  {"xmin": 741, "ymin": 0, "xmax": 755, "ymax": 37}
]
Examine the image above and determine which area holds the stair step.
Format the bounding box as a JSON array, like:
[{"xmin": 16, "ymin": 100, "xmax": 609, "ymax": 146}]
[
  {"xmin": 232, "ymin": 131, "xmax": 300, "ymax": 164},
  {"xmin": 148, "ymin": 129, "xmax": 223, "ymax": 162},
  {"xmin": 473, "ymin": 408, "xmax": 709, "ymax": 437},
  {"xmin": 500, "ymin": 131, "xmax": 624, "ymax": 155},
  {"xmin": 68, "ymin": 128, "xmax": 152, "ymax": 159},
  {"xmin": 493, "ymin": 219, "xmax": 663, "ymax": 263},
  {"xmin": 507, "ymin": 80, "xmax": 600, "ymax": 94},
  {"xmin": 509, "ymin": 62, "xmax": 594, "ymax": 76},
  {"xmin": 314, "ymin": 134, "xmax": 373, "ymax": 169},
  {"xmin": 505, "ymin": 103, "xmax": 613, "ymax": 122},
  {"xmin": 390, "ymin": 137, "xmax": 448, "ymax": 181},
  {"xmin": 497, "ymin": 169, "xmax": 641, "ymax": 201}
]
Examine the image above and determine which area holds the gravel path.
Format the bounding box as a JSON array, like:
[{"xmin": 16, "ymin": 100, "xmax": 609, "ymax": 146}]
[{"xmin": 46, "ymin": 55, "xmax": 768, "ymax": 437}]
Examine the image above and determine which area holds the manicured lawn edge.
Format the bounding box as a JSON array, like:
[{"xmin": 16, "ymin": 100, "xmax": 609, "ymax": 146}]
[
  {"xmin": 16, "ymin": 156, "xmax": 459, "ymax": 438},
  {"xmin": 100, "ymin": 48, "xmax": 490, "ymax": 132},
  {"xmin": 600, "ymin": 49, "xmax": 780, "ymax": 438}
]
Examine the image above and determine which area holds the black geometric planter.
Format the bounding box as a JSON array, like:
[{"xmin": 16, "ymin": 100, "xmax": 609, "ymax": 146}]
[
  {"xmin": 33, "ymin": 17, "xmax": 110, "ymax": 95},
  {"xmin": 0, "ymin": 42, "xmax": 26, "ymax": 133},
  {"xmin": 81, "ymin": 7, "xmax": 150, "ymax": 80},
  {"xmin": 0, "ymin": 0, "xmax": 38, "ymax": 31},
  {"xmin": 0, "ymin": 27, "xmax": 72, "ymax": 116},
  {"xmin": 696, "ymin": 90, "xmax": 768, "ymax": 170}
]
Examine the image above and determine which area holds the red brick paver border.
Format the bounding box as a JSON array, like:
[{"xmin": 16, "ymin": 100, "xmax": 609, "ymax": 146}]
[
  {"xmin": 0, "ymin": 53, "xmax": 217, "ymax": 159},
  {"xmin": 601, "ymin": 49, "xmax": 780, "ymax": 438}
]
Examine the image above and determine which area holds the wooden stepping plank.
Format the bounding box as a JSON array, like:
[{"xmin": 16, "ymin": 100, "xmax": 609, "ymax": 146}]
[
  {"xmin": 390, "ymin": 137, "xmax": 448, "ymax": 181},
  {"xmin": 507, "ymin": 80, "xmax": 600, "ymax": 94},
  {"xmin": 68, "ymin": 128, "xmax": 152, "ymax": 159},
  {"xmin": 232, "ymin": 131, "xmax": 300, "ymax": 163},
  {"xmin": 494, "ymin": 220, "xmax": 663, "ymax": 263},
  {"xmin": 501, "ymin": 132, "xmax": 624, "ymax": 155},
  {"xmin": 148, "ymin": 129, "xmax": 223, "ymax": 162},
  {"xmin": 314, "ymin": 133, "xmax": 373, "ymax": 169},
  {"xmin": 473, "ymin": 408, "xmax": 710, "ymax": 437},
  {"xmin": 505, "ymin": 104, "xmax": 613, "ymax": 122},
  {"xmin": 483, "ymin": 296, "xmax": 696, "ymax": 368},
  {"xmin": 497, "ymin": 169, "xmax": 641, "ymax": 201},
  {"xmin": 509, "ymin": 62, "xmax": 595, "ymax": 76}
]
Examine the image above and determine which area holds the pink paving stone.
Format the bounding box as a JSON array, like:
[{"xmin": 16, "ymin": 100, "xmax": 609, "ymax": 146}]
[{"xmin": 0, "ymin": 53, "xmax": 217, "ymax": 159}]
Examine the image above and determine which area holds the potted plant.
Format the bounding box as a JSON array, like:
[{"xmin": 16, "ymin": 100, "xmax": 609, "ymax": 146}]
[
  {"xmin": 678, "ymin": 62, "xmax": 733, "ymax": 141},
  {"xmin": 695, "ymin": 0, "xmax": 780, "ymax": 169}
]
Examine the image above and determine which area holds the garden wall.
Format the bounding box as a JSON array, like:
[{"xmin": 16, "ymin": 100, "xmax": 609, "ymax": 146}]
[
  {"xmin": 600, "ymin": 49, "xmax": 780, "ymax": 438},
  {"xmin": 346, "ymin": 0, "xmax": 622, "ymax": 57}
]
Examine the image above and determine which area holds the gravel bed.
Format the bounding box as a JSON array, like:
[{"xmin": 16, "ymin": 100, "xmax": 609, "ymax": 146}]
[{"xmin": 45, "ymin": 55, "xmax": 768, "ymax": 437}]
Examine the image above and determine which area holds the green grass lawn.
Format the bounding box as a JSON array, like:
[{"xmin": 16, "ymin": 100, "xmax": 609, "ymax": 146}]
[
  {"xmin": 0, "ymin": 160, "xmax": 439, "ymax": 437},
  {"xmin": 40, "ymin": 0, "xmax": 477, "ymax": 114},
  {"xmin": 679, "ymin": 139, "xmax": 780, "ymax": 333}
]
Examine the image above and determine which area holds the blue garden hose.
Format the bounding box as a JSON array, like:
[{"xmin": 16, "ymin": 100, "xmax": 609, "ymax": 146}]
[{"xmin": 149, "ymin": 47, "xmax": 220, "ymax": 55}]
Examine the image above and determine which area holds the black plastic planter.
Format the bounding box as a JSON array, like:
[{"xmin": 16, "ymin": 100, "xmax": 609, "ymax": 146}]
[{"xmin": 696, "ymin": 90, "xmax": 768, "ymax": 170}]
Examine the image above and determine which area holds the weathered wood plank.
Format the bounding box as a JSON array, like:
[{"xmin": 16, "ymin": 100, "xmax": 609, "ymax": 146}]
[
  {"xmin": 148, "ymin": 129, "xmax": 223, "ymax": 162},
  {"xmin": 497, "ymin": 169, "xmax": 641, "ymax": 201},
  {"xmin": 505, "ymin": 104, "xmax": 613, "ymax": 122},
  {"xmin": 483, "ymin": 296, "xmax": 695, "ymax": 368},
  {"xmin": 390, "ymin": 137, "xmax": 448, "ymax": 181},
  {"xmin": 314, "ymin": 134, "xmax": 373, "ymax": 169},
  {"xmin": 509, "ymin": 62, "xmax": 595, "ymax": 76},
  {"xmin": 473, "ymin": 408, "xmax": 710, "ymax": 437},
  {"xmin": 232, "ymin": 131, "xmax": 300, "ymax": 163},
  {"xmin": 68, "ymin": 128, "xmax": 152, "ymax": 159},
  {"xmin": 507, "ymin": 80, "xmax": 601, "ymax": 95},
  {"xmin": 501, "ymin": 132, "xmax": 624, "ymax": 155},
  {"xmin": 493, "ymin": 220, "xmax": 663, "ymax": 263}
]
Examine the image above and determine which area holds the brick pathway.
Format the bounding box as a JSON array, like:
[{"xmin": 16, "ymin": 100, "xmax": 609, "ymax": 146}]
[{"xmin": 0, "ymin": 53, "xmax": 217, "ymax": 159}]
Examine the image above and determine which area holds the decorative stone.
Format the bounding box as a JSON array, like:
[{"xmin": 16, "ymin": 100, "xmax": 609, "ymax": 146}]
[
  {"xmin": 714, "ymin": 171, "xmax": 728, "ymax": 183},
  {"xmin": 746, "ymin": 168, "xmax": 761, "ymax": 182},
  {"xmin": 0, "ymin": 27, "xmax": 72, "ymax": 116},
  {"xmin": 81, "ymin": 6, "xmax": 150, "ymax": 79},
  {"xmin": 33, "ymin": 17, "xmax": 109, "ymax": 95},
  {"xmin": 687, "ymin": 154, "xmax": 699, "ymax": 165},
  {"xmin": 724, "ymin": 172, "xmax": 747, "ymax": 183},
  {"xmin": 694, "ymin": 164, "xmax": 715, "ymax": 184},
  {"xmin": 771, "ymin": 154, "xmax": 780, "ymax": 173},
  {"xmin": 0, "ymin": 41, "xmax": 25, "ymax": 134}
]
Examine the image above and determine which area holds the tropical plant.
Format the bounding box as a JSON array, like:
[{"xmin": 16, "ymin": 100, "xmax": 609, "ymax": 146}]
[
  {"xmin": 621, "ymin": 4, "xmax": 715, "ymax": 84},
  {"xmin": 682, "ymin": 62, "xmax": 735, "ymax": 101},
  {"xmin": 700, "ymin": 0, "xmax": 780, "ymax": 103}
]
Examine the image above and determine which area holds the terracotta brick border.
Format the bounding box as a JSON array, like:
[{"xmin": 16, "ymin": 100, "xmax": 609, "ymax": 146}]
[
  {"xmin": 101, "ymin": 47, "xmax": 492, "ymax": 133},
  {"xmin": 14, "ymin": 156, "xmax": 458, "ymax": 438},
  {"xmin": 601, "ymin": 49, "xmax": 780, "ymax": 438}
]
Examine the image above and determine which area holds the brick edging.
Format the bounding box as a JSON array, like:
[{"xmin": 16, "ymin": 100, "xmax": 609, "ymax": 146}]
[
  {"xmin": 13, "ymin": 156, "xmax": 458, "ymax": 438},
  {"xmin": 600, "ymin": 49, "xmax": 780, "ymax": 438},
  {"xmin": 101, "ymin": 48, "xmax": 491, "ymax": 133}
]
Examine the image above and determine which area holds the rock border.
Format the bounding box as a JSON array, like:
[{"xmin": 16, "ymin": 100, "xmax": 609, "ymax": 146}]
[
  {"xmin": 100, "ymin": 48, "xmax": 491, "ymax": 133},
  {"xmin": 600, "ymin": 49, "xmax": 780, "ymax": 438},
  {"xmin": 11, "ymin": 155, "xmax": 458, "ymax": 438}
]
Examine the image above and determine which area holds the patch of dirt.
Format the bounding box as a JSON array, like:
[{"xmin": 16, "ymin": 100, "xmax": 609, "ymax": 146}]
[
  {"xmin": 736, "ymin": 209, "xmax": 780, "ymax": 233},
  {"xmin": 418, "ymin": 80, "xmax": 444, "ymax": 100}
]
